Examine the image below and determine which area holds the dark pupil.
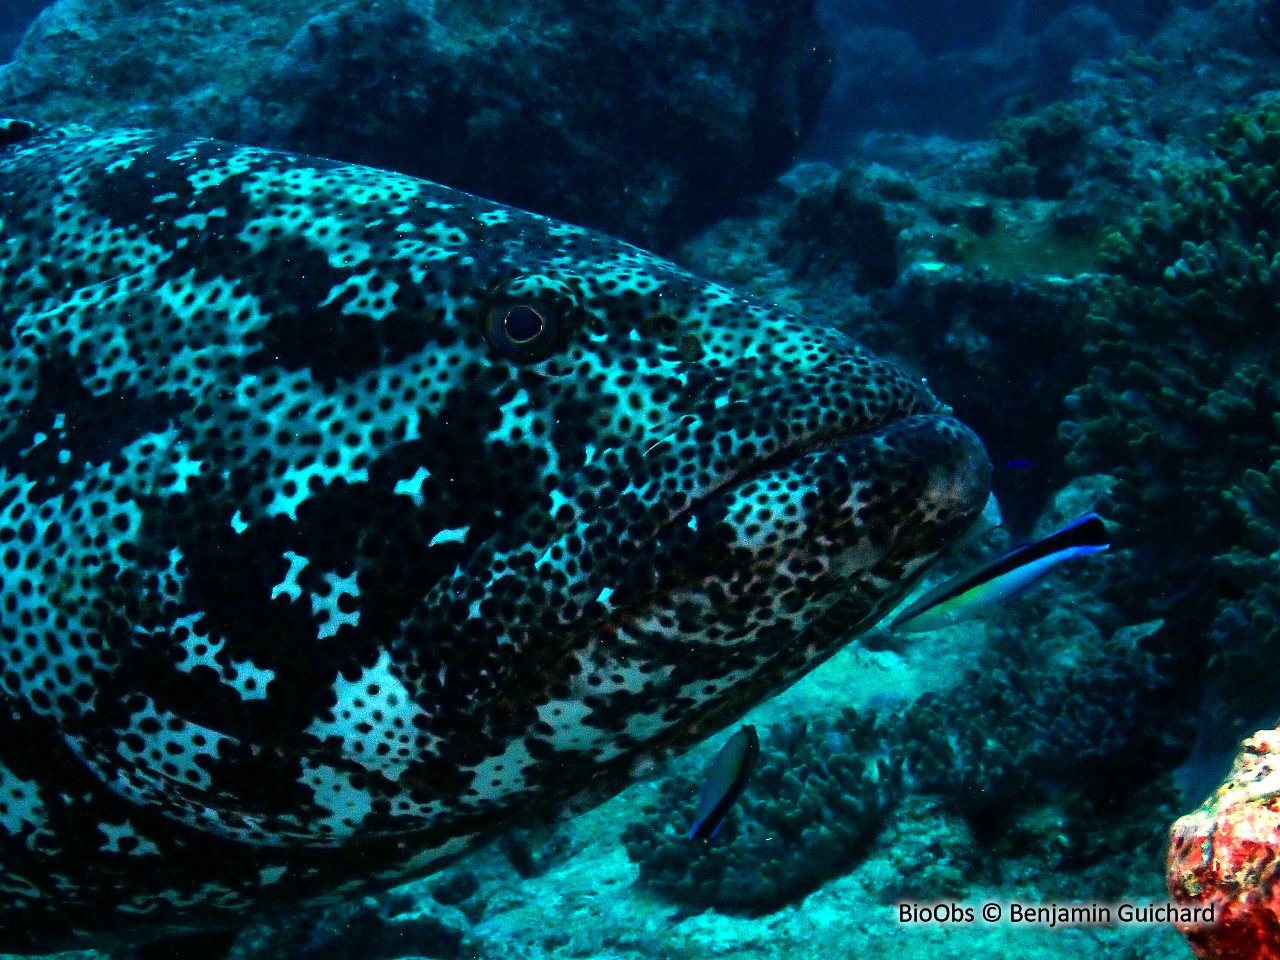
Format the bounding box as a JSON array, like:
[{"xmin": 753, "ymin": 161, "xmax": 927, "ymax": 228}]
[{"xmin": 504, "ymin": 305, "xmax": 544, "ymax": 343}]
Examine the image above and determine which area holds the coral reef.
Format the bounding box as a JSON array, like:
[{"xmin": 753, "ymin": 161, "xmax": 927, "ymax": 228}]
[
  {"xmin": 902, "ymin": 620, "xmax": 1182, "ymax": 816},
  {"xmin": 989, "ymin": 778, "xmax": 1180, "ymax": 902},
  {"xmin": 985, "ymin": 103, "xmax": 1091, "ymax": 201},
  {"xmin": 1, "ymin": 1, "xmax": 1276, "ymax": 955},
  {"xmin": 1059, "ymin": 97, "xmax": 1280, "ymax": 750},
  {"xmin": 648, "ymin": 8, "xmax": 1280, "ymax": 920},
  {"xmin": 0, "ymin": 0, "xmax": 831, "ymax": 247},
  {"xmin": 773, "ymin": 168, "xmax": 901, "ymax": 291},
  {"xmin": 1168, "ymin": 726, "xmax": 1280, "ymax": 959},
  {"xmin": 623, "ymin": 616, "xmax": 1180, "ymax": 909}
]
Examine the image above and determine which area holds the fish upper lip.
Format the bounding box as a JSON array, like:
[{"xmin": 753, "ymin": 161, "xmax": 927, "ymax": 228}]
[
  {"xmin": 642, "ymin": 403, "xmax": 860, "ymax": 527},
  {"xmin": 641, "ymin": 378, "xmax": 942, "ymax": 522}
]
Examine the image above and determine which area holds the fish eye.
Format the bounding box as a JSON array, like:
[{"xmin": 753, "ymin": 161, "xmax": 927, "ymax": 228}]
[
  {"xmin": 502, "ymin": 305, "xmax": 545, "ymax": 344},
  {"xmin": 482, "ymin": 274, "xmax": 581, "ymax": 364}
]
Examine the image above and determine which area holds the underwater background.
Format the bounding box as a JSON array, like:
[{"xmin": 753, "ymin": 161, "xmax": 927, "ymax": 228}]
[{"xmin": 5, "ymin": 0, "xmax": 1280, "ymax": 957}]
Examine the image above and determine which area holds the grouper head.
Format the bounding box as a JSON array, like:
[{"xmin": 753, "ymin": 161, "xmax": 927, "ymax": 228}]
[
  {"xmin": 395, "ymin": 214, "xmax": 993, "ymax": 825},
  {"xmin": 0, "ymin": 121, "xmax": 989, "ymax": 944}
]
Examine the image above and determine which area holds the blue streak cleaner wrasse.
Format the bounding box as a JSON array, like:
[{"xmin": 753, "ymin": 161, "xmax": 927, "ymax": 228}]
[{"xmin": 889, "ymin": 513, "xmax": 1109, "ymax": 633}]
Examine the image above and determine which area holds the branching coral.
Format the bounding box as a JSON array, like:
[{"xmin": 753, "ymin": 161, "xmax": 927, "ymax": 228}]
[
  {"xmin": 1056, "ymin": 97, "xmax": 1280, "ymax": 764},
  {"xmin": 622, "ymin": 709, "xmax": 902, "ymax": 909},
  {"xmin": 987, "ymin": 102, "xmax": 1091, "ymax": 200},
  {"xmin": 1205, "ymin": 462, "xmax": 1280, "ymax": 738},
  {"xmin": 1062, "ymin": 98, "xmax": 1280, "ymax": 624}
]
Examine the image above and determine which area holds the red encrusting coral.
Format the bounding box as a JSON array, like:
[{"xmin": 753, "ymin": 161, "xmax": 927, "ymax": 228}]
[{"xmin": 1168, "ymin": 727, "xmax": 1280, "ymax": 959}]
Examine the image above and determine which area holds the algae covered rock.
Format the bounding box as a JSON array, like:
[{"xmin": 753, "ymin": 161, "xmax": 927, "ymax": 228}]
[
  {"xmin": 0, "ymin": 0, "xmax": 832, "ymax": 247},
  {"xmin": 986, "ymin": 103, "xmax": 1092, "ymax": 201},
  {"xmin": 773, "ymin": 168, "xmax": 900, "ymax": 292}
]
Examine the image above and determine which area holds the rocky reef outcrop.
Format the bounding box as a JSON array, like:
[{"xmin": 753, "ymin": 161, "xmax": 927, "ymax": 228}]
[
  {"xmin": 1169, "ymin": 726, "xmax": 1280, "ymax": 959},
  {"xmin": 0, "ymin": 0, "xmax": 832, "ymax": 248}
]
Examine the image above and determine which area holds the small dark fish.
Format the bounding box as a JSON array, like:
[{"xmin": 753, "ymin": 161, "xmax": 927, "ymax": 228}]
[
  {"xmin": 890, "ymin": 513, "xmax": 1109, "ymax": 633},
  {"xmin": 689, "ymin": 725, "xmax": 760, "ymax": 841},
  {"xmin": 1003, "ymin": 459, "xmax": 1035, "ymax": 470}
]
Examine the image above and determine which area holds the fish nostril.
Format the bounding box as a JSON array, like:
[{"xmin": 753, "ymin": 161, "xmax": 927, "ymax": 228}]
[
  {"xmin": 641, "ymin": 312, "xmax": 680, "ymax": 345},
  {"xmin": 678, "ymin": 334, "xmax": 704, "ymax": 361}
]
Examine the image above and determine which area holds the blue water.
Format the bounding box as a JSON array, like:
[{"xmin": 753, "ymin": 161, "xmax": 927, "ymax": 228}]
[{"xmin": 0, "ymin": 0, "xmax": 48, "ymax": 63}]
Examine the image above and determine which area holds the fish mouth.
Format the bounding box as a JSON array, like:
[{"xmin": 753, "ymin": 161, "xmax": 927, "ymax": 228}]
[
  {"xmin": 406, "ymin": 344, "xmax": 990, "ymax": 734},
  {"xmin": 591, "ymin": 407, "xmax": 989, "ymax": 691},
  {"xmin": 575, "ymin": 359, "xmax": 990, "ymax": 636},
  {"xmin": 521, "ymin": 410, "xmax": 990, "ymax": 793}
]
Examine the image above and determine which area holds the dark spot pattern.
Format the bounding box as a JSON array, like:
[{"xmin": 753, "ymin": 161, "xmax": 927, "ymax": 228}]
[{"xmin": 0, "ymin": 119, "xmax": 990, "ymax": 951}]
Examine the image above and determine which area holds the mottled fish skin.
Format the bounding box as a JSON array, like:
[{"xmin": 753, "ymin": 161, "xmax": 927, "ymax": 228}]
[{"xmin": 0, "ymin": 118, "xmax": 991, "ymax": 949}]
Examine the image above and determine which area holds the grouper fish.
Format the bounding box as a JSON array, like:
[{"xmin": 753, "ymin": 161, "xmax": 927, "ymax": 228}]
[{"xmin": 0, "ymin": 117, "xmax": 991, "ymax": 951}]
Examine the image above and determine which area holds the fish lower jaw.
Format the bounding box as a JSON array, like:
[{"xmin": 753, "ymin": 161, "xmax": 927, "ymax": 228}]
[{"xmin": 573, "ymin": 412, "xmax": 991, "ymax": 695}]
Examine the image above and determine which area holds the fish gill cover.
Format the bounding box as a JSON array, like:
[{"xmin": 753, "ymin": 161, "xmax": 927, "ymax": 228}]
[{"xmin": 0, "ymin": 1, "xmax": 1277, "ymax": 960}]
